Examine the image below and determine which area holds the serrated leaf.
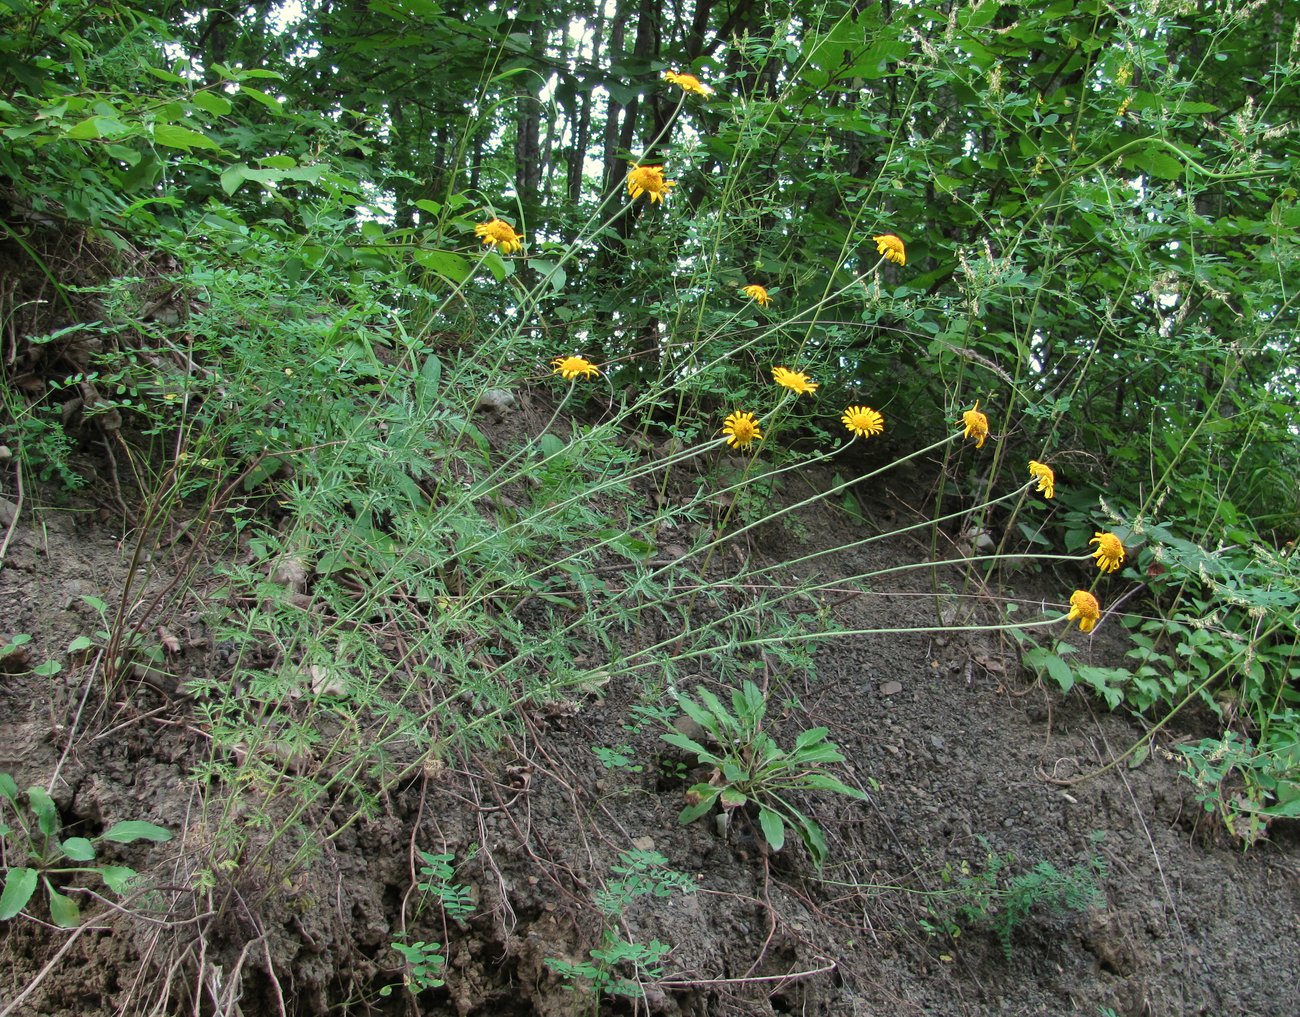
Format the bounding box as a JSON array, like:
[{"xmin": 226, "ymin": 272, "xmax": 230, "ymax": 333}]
[
  {"xmin": 758, "ymin": 808, "xmax": 786, "ymax": 852},
  {"xmin": 45, "ymin": 883, "xmax": 80, "ymax": 928},
  {"xmin": 60, "ymin": 837, "xmax": 96, "ymax": 861},
  {"xmin": 0, "ymin": 867, "xmax": 38, "ymax": 919},
  {"xmin": 99, "ymin": 820, "xmax": 171, "ymax": 844}
]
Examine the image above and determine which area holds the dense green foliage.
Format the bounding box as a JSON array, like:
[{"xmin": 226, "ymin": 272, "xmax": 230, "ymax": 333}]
[{"xmin": 1, "ymin": 0, "xmax": 1297, "ymax": 882}]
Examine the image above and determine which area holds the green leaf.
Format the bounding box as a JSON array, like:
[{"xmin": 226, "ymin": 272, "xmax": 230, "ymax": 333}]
[
  {"xmin": 67, "ymin": 635, "xmax": 94, "ymax": 654},
  {"xmin": 190, "ymin": 90, "xmax": 233, "ymax": 116},
  {"xmin": 45, "ymin": 882, "xmax": 80, "ymax": 928},
  {"xmin": 526, "ymin": 258, "xmax": 566, "ymax": 292},
  {"xmin": 719, "ymin": 787, "xmax": 748, "ymax": 809},
  {"xmin": 98, "ymin": 866, "xmax": 137, "ymax": 894},
  {"xmin": 758, "ymin": 807, "xmax": 786, "ymax": 852},
  {"xmin": 413, "ymin": 249, "xmax": 470, "ymax": 283},
  {"xmin": 153, "ymin": 123, "xmax": 219, "ymax": 151},
  {"xmin": 677, "ymin": 787, "xmax": 719, "ymax": 825},
  {"xmin": 0, "ymin": 772, "xmax": 18, "ymax": 804},
  {"xmin": 793, "ymin": 726, "xmax": 830, "ymax": 750},
  {"xmin": 80, "ymin": 595, "xmax": 109, "ymax": 614},
  {"xmin": 65, "ymin": 116, "xmax": 130, "ymax": 141},
  {"xmin": 0, "ymin": 867, "xmax": 38, "ymax": 919},
  {"xmin": 660, "ymin": 730, "xmax": 712, "ymax": 760},
  {"xmin": 239, "ymin": 86, "xmax": 284, "ymax": 112},
  {"xmin": 60, "ymin": 837, "xmax": 96, "ymax": 862},
  {"xmin": 26, "ymin": 787, "xmax": 58, "ymax": 838},
  {"xmin": 99, "ymin": 820, "xmax": 171, "ymax": 844}
]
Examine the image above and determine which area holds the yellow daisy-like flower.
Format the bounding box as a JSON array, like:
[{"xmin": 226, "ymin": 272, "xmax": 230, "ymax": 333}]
[
  {"xmin": 873, "ymin": 233, "xmax": 906, "ymax": 266},
  {"xmin": 957, "ymin": 401, "xmax": 990, "ymax": 448},
  {"xmin": 474, "ymin": 218, "xmax": 525, "ymax": 254},
  {"xmin": 772, "ymin": 366, "xmax": 818, "ymax": 396},
  {"xmin": 664, "ymin": 70, "xmax": 713, "ymax": 97},
  {"xmin": 722, "ymin": 411, "xmax": 763, "ymax": 449},
  {"xmin": 842, "ymin": 405, "xmax": 884, "ymax": 439},
  {"xmin": 1089, "ymin": 532, "xmax": 1126, "ymax": 573},
  {"xmin": 1066, "ymin": 590, "xmax": 1102, "ymax": 633},
  {"xmin": 742, "ymin": 284, "xmax": 772, "ymax": 307},
  {"xmin": 627, "ymin": 164, "xmax": 676, "ymax": 203},
  {"xmin": 1028, "ymin": 460, "xmax": 1055, "ymax": 499},
  {"xmin": 552, "ymin": 355, "xmax": 600, "ymax": 381}
]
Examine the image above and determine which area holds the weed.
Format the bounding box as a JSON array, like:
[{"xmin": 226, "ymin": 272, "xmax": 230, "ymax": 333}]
[
  {"xmin": 0, "ymin": 772, "xmax": 171, "ymax": 928},
  {"xmin": 546, "ymin": 849, "xmax": 695, "ymax": 1010},
  {"xmin": 662, "ymin": 680, "xmax": 866, "ymax": 867}
]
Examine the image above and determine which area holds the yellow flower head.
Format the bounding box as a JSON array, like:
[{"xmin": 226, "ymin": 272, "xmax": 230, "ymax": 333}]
[
  {"xmin": 772, "ymin": 366, "xmax": 818, "ymax": 396},
  {"xmin": 873, "ymin": 233, "xmax": 906, "ymax": 266},
  {"xmin": 842, "ymin": 405, "xmax": 884, "ymax": 439},
  {"xmin": 627, "ymin": 164, "xmax": 676, "ymax": 203},
  {"xmin": 552, "ymin": 355, "xmax": 600, "ymax": 381},
  {"xmin": 1028, "ymin": 460, "xmax": 1055, "ymax": 499},
  {"xmin": 664, "ymin": 70, "xmax": 713, "ymax": 97},
  {"xmin": 957, "ymin": 401, "xmax": 990, "ymax": 448},
  {"xmin": 1090, "ymin": 532, "xmax": 1126, "ymax": 573},
  {"xmin": 742, "ymin": 284, "xmax": 772, "ymax": 307},
  {"xmin": 1066, "ymin": 590, "xmax": 1102, "ymax": 633},
  {"xmin": 722, "ymin": 411, "xmax": 763, "ymax": 449},
  {"xmin": 474, "ymin": 217, "xmax": 525, "ymax": 254}
]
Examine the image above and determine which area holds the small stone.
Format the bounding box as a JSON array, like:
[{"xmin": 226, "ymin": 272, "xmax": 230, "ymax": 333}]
[
  {"xmin": 475, "ymin": 388, "xmax": 517, "ymax": 413},
  {"xmin": 881, "ymin": 681, "xmax": 903, "ymax": 696},
  {"xmin": 631, "ymin": 836, "xmax": 655, "ymax": 852},
  {"xmin": 930, "ymin": 735, "xmax": 947, "ymax": 750}
]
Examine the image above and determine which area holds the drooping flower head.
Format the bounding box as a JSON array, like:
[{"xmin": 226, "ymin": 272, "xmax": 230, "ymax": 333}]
[
  {"xmin": 664, "ymin": 70, "xmax": 713, "ymax": 97},
  {"xmin": 1090, "ymin": 532, "xmax": 1126, "ymax": 573},
  {"xmin": 1066, "ymin": 590, "xmax": 1102, "ymax": 633},
  {"xmin": 842, "ymin": 405, "xmax": 884, "ymax": 439},
  {"xmin": 627, "ymin": 164, "xmax": 676, "ymax": 203},
  {"xmin": 742, "ymin": 284, "xmax": 772, "ymax": 307},
  {"xmin": 957, "ymin": 401, "xmax": 990, "ymax": 448},
  {"xmin": 1028, "ymin": 460, "xmax": 1055, "ymax": 499},
  {"xmin": 722, "ymin": 411, "xmax": 763, "ymax": 449},
  {"xmin": 474, "ymin": 218, "xmax": 524, "ymax": 254},
  {"xmin": 873, "ymin": 233, "xmax": 906, "ymax": 266},
  {"xmin": 772, "ymin": 366, "xmax": 818, "ymax": 396},
  {"xmin": 552, "ymin": 355, "xmax": 600, "ymax": 381}
]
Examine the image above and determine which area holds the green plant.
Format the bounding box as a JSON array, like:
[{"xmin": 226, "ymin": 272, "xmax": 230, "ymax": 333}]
[
  {"xmin": 546, "ymin": 849, "xmax": 695, "ymax": 1009},
  {"xmin": 383, "ymin": 846, "xmax": 478, "ymax": 997},
  {"xmin": 661, "ymin": 680, "xmax": 866, "ymax": 867},
  {"xmin": 0, "ymin": 772, "xmax": 171, "ymax": 928},
  {"xmin": 923, "ymin": 837, "xmax": 1107, "ymax": 959}
]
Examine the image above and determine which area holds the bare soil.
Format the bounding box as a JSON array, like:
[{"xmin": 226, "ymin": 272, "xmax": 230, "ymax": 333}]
[{"xmin": 1, "ymin": 432, "xmax": 1297, "ymax": 1017}]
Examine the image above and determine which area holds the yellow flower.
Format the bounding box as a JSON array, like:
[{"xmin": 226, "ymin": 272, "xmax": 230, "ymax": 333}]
[
  {"xmin": 1028, "ymin": 460, "xmax": 1055, "ymax": 499},
  {"xmin": 842, "ymin": 405, "xmax": 884, "ymax": 439},
  {"xmin": 552, "ymin": 355, "xmax": 600, "ymax": 380},
  {"xmin": 627, "ymin": 164, "xmax": 676, "ymax": 203},
  {"xmin": 772, "ymin": 366, "xmax": 818, "ymax": 396},
  {"xmin": 664, "ymin": 70, "xmax": 713, "ymax": 97},
  {"xmin": 957, "ymin": 401, "xmax": 990, "ymax": 448},
  {"xmin": 1090, "ymin": 532, "xmax": 1126, "ymax": 573},
  {"xmin": 474, "ymin": 218, "xmax": 525, "ymax": 254},
  {"xmin": 1066, "ymin": 590, "xmax": 1102, "ymax": 633},
  {"xmin": 722, "ymin": 411, "xmax": 763, "ymax": 449},
  {"xmin": 742, "ymin": 284, "xmax": 771, "ymax": 307},
  {"xmin": 873, "ymin": 233, "xmax": 906, "ymax": 266}
]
